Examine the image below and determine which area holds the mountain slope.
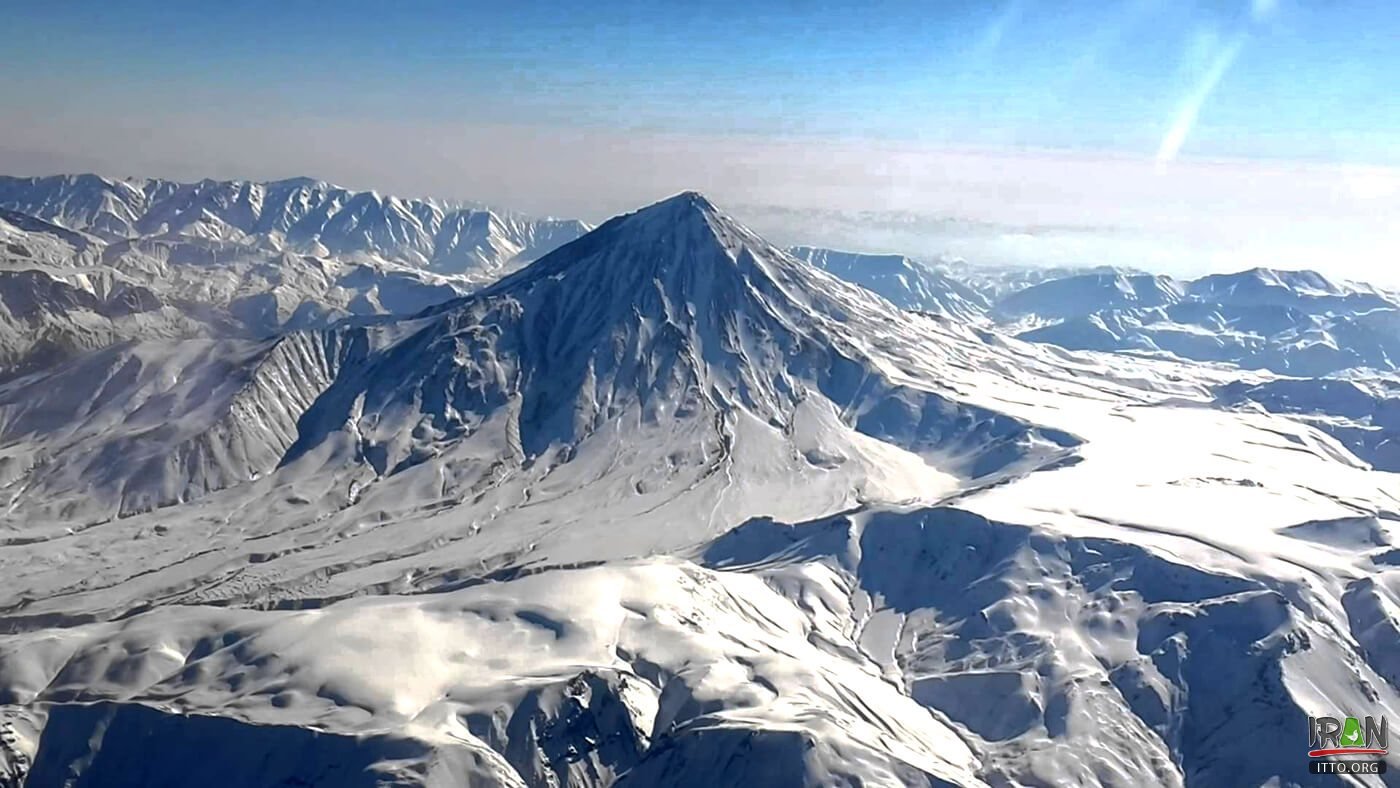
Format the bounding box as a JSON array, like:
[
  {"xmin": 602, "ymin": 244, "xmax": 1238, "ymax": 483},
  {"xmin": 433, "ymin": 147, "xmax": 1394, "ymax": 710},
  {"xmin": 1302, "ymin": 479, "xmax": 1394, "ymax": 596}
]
[
  {"xmin": 704, "ymin": 503, "xmax": 1400, "ymax": 787},
  {"xmin": 0, "ymin": 209, "xmax": 96, "ymax": 265},
  {"xmin": 0, "ymin": 330, "xmax": 358, "ymax": 520},
  {"xmin": 788, "ymin": 246, "xmax": 989, "ymax": 321},
  {"xmin": 1218, "ymin": 374, "xmax": 1400, "ymax": 471},
  {"xmin": 0, "ymin": 267, "xmax": 205, "ymax": 379},
  {"xmin": 994, "ymin": 272, "xmax": 1186, "ymax": 321},
  {"xmin": 0, "ymin": 174, "xmax": 148, "ymax": 238}
]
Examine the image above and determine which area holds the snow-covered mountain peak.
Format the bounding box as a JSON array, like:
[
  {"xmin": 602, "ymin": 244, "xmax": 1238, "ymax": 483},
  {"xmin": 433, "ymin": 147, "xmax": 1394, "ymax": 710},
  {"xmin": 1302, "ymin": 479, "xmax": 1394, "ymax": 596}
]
[
  {"xmin": 634, "ymin": 189, "xmax": 715, "ymax": 214},
  {"xmin": 579, "ymin": 190, "xmax": 727, "ymax": 250},
  {"xmin": 252, "ymin": 195, "xmax": 1077, "ymax": 529},
  {"xmin": 265, "ymin": 175, "xmax": 328, "ymax": 189},
  {"xmin": 481, "ymin": 190, "xmax": 801, "ymax": 307},
  {"xmin": 1188, "ymin": 266, "xmax": 1391, "ymax": 306}
]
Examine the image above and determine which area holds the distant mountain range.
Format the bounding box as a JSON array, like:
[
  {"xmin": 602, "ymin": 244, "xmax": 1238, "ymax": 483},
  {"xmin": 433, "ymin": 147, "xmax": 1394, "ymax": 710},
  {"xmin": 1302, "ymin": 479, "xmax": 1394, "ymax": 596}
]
[
  {"xmin": 782, "ymin": 246, "xmax": 1400, "ymax": 380},
  {"xmin": 0, "ymin": 174, "xmax": 591, "ymax": 377},
  {"xmin": 788, "ymin": 245, "xmax": 990, "ymax": 321},
  {"xmin": 0, "ymin": 174, "xmax": 589, "ymax": 274},
  {"xmin": 1008, "ymin": 267, "xmax": 1400, "ymax": 377}
]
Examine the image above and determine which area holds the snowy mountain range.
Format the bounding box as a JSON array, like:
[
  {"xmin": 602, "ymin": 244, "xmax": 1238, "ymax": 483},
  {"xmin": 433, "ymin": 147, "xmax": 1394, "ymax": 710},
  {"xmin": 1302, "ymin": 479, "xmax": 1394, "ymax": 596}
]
[
  {"xmin": 0, "ymin": 179, "xmax": 1398, "ymax": 787},
  {"xmin": 0, "ymin": 174, "xmax": 589, "ymax": 274},
  {"xmin": 0, "ymin": 175, "xmax": 590, "ymax": 378},
  {"xmin": 1004, "ymin": 267, "xmax": 1400, "ymax": 374},
  {"xmin": 993, "ymin": 271, "xmax": 1187, "ymax": 321},
  {"xmin": 788, "ymin": 245, "xmax": 990, "ymax": 321}
]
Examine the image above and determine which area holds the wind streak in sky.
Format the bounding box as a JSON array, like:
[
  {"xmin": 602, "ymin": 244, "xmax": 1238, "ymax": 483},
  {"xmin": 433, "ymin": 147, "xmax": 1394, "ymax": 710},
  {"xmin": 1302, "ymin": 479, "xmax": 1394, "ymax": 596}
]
[{"xmin": 1156, "ymin": 34, "xmax": 1247, "ymax": 166}]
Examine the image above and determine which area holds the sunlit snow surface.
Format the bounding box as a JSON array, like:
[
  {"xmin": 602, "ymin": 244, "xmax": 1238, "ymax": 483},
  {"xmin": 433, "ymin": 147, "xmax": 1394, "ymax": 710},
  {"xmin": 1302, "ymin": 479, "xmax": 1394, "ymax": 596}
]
[{"xmin": 1, "ymin": 193, "xmax": 1398, "ymax": 787}]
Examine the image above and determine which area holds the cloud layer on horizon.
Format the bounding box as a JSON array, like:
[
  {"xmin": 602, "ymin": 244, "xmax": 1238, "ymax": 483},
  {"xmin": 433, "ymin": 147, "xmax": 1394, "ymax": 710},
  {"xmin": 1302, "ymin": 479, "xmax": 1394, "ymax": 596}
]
[{"xmin": 1, "ymin": 113, "xmax": 1396, "ymax": 284}]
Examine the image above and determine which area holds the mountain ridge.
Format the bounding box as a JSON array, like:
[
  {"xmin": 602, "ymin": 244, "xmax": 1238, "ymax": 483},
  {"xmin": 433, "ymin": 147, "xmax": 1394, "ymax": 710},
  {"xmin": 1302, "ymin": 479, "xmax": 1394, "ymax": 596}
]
[
  {"xmin": 788, "ymin": 245, "xmax": 990, "ymax": 321},
  {"xmin": 0, "ymin": 173, "xmax": 591, "ymax": 277},
  {"xmin": 0, "ymin": 174, "xmax": 596, "ymax": 375}
]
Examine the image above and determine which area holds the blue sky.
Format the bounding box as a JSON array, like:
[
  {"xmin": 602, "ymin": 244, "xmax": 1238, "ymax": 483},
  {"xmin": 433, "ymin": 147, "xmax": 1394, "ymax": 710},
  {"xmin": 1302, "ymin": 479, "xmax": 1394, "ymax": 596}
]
[
  {"xmin": 2, "ymin": 1, "xmax": 1397, "ymax": 277},
  {"xmin": 5, "ymin": 0, "xmax": 1396, "ymax": 159}
]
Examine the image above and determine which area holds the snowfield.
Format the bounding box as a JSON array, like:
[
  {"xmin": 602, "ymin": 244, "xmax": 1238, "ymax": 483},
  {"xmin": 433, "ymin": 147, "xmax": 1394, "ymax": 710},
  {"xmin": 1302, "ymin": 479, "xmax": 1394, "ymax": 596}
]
[{"xmin": 0, "ymin": 189, "xmax": 1397, "ymax": 787}]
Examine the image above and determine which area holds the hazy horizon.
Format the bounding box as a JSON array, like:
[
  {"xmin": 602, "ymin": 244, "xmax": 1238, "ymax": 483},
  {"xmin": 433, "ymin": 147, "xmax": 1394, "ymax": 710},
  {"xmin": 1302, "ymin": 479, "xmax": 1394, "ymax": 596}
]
[{"xmin": 3, "ymin": 0, "xmax": 1397, "ymax": 281}]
